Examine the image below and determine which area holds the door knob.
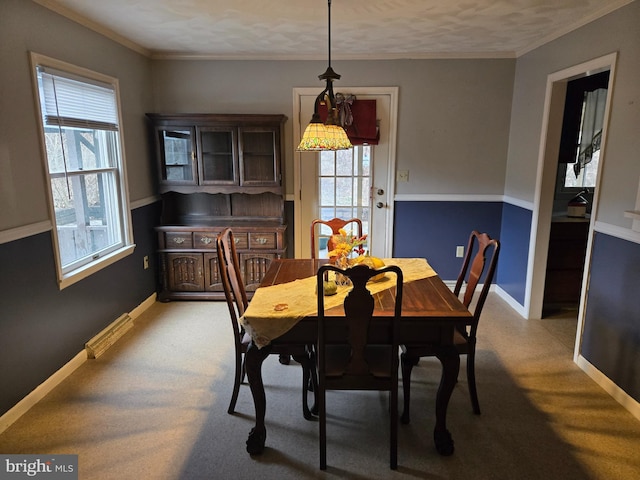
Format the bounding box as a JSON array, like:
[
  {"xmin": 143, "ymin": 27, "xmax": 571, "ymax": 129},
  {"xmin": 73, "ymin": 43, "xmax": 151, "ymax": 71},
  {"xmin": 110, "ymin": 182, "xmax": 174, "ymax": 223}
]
[
  {"xmin": 377, "ymin": 188, "xmax": 384, "ymax": 195},
  {"xmin": 376, "ymin": 202, "xmax": 385, "ymax": 208}
]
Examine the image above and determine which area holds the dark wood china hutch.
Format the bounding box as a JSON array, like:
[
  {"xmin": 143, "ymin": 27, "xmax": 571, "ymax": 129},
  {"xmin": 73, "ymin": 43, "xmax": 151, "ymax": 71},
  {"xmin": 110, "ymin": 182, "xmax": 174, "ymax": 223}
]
[{"xmin": 147, "ymin": 113, "xmax": 287, "ymax": 301}]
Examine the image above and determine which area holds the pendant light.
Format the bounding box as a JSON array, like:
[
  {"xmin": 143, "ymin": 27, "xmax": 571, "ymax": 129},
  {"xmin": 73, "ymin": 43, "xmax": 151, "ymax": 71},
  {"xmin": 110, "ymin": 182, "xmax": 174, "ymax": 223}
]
[{"xmin": 297, "ymin": 0, "xmax": 352, "ymax": 151}]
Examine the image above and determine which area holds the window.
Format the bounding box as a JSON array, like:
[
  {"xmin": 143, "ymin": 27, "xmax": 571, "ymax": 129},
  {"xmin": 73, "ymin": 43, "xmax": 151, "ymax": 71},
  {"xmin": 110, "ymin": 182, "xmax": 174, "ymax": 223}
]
[
  {"xmin": 317, "ymin": 146, "xmax": 371, "ymax": 252},
  {"xmin": 558, "ymin": 71, "xmax": 609, "ymax": 191},
  {"xmin": 562, "ymin": 87, "xmax": 605, "ymax": 189},
  {"xmin": 31, "ymin": 53, "xmax": 134, "ymax": 288}
]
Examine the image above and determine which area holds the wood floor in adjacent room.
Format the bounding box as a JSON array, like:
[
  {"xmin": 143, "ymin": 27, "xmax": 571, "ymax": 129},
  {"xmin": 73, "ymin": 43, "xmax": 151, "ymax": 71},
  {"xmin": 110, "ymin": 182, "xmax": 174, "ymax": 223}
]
[{"xmin": 1, "ymin": 294, "xmax": 639, "ymax": 479}]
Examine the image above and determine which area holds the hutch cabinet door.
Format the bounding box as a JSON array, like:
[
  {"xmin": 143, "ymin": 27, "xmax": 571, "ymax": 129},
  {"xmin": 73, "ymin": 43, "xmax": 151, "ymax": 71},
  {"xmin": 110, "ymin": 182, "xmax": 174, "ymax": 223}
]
[
  {"xmin": 238, "ymin": 127, "xmax": 281, "ymax": 187},
  {"xmin": 156, "ymin": 126, "xmax": 197, "ymax": 186},
  {"xmin": 167, "ymin": 253, "xmax": 204, "ymax": 291},
  {"xmin": 198, "ymin": 127, "xmax": 238, "ymax": 185},
  {"xmin": 240, "ymin": 252, "xmax": 276, "ymax": 291},
  {"xmin": 203, "ymin": 253, "xmax": 223, "ymax": 292}
]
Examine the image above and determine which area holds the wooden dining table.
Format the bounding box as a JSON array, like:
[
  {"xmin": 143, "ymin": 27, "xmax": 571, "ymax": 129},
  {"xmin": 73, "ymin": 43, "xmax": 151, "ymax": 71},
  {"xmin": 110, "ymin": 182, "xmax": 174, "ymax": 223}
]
[{"xmin": 240, "ymin": 258, "xmax": 472, "ymax": 457}]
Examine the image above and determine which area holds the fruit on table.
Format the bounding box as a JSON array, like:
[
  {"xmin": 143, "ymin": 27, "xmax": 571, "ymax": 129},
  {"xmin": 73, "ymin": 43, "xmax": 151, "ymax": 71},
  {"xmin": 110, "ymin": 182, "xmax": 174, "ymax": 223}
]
[
  {"xmin": 323, "ymin": 280, "xmax": 338, "ymax": 296},
  {"xmin": 352, "ymin": 255, "xmax": 386, "ymax": 282}
]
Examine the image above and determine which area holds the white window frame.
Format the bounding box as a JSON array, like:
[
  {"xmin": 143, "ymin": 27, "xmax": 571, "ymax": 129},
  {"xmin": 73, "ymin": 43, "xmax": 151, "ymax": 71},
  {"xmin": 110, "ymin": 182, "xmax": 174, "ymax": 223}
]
[{"xmin": 30, "ymin": 53, "xmax": 134, "ymax": 289}]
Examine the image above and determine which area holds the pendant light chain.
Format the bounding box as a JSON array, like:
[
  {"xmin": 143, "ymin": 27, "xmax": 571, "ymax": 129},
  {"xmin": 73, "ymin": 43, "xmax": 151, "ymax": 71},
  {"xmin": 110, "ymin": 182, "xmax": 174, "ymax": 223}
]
[{"xmin": 327, "ymin": 0, "xmax": 332, "ymax": 69}]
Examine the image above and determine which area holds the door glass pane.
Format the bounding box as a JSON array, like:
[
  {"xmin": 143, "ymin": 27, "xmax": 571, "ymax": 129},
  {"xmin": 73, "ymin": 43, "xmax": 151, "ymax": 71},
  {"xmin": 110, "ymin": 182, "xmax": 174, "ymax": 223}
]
[
  {"xmin": 336, "ymin": 150, "xmax": 353, "ymax": 176},
  {"xmin": 320, "ymin": 177, "xmax": 335, "ymax": 206},
  {"xmin": 361, "ymin": 176, "xmax": 370, "ymax": 207},
  {"xmin": 335, "ymin": 177, "xmax": 353, "ymax": 206},
  {"xmin": 320, "ymin": 154, "xmax": 335, "ymax": 176},
  {"xmin": 362, "ymin": 146, "xmax": 370, "ymax": 176}
]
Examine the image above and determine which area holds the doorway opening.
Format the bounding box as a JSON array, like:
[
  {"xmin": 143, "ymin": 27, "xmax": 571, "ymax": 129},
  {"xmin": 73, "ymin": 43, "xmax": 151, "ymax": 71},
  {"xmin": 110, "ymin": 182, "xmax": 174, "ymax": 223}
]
[
  {"xmin": 542, "ymin": 70, "xmax": 609, "ymax": 319},
  {"xmin": 528, "ymin": 53, "xmax": 617, "ymax": 359}
]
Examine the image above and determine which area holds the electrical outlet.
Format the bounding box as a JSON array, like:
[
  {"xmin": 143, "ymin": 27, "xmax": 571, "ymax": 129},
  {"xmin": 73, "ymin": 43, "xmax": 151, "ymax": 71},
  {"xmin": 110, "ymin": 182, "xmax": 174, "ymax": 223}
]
[
  {"xmin": 396, "ymin": 170, "xmax": 409, "ymax": 182},
  {"xmin": 143, "ymin": 255, "xmax": 149, "ymax": 269},
  {"xmin": 456, "ymin": 246, "xmax": 464, "ymax": 258}
]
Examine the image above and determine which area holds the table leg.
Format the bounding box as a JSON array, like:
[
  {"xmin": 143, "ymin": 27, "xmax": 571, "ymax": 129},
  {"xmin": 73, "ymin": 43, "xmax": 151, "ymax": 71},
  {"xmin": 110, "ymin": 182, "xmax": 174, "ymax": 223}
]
[
  {"xmin": 245, "ymin": 341, "xmax": 271, "ymax": 455},
  {"xmin": 434, "ymin": 344, "xmax": 460, "ymax": 456}
]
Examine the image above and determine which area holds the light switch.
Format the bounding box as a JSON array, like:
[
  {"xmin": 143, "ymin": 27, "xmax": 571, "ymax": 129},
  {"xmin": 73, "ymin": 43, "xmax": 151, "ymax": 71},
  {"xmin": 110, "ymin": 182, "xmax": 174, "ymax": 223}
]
[{"xmin": 397, "ymin": 170, "xmax": 409, "ymax": 182}]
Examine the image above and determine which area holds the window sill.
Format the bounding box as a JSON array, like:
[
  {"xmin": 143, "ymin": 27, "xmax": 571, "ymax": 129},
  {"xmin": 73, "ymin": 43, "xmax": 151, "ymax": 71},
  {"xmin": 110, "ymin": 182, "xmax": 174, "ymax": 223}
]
[{"xmin": 58, "ymin": 244, "xmax": 136, "ymax": 290}]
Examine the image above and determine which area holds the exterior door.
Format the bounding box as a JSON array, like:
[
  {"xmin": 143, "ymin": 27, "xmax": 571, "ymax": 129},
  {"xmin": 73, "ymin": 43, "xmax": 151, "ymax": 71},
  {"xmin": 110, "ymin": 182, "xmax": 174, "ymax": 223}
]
[{"xmin": 294, "ymin": 87, "xmax": 398, "ymax": 258}]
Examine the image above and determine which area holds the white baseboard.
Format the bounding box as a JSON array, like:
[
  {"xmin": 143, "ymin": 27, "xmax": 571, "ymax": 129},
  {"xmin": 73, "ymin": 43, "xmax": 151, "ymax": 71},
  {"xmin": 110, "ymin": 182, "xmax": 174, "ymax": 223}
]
[
  {"xmin": 0, "ymin": 350, "xmax": 86, "ymax": 434},
  {"xmin": 129, "ymin": 293, "xmax": 156, "ymax": 320},
  {"xmin": 494, "ymin": 285, "xmax": 527, "ymax": 317},
  {"xmin": 492, "ymin": 287, "xmax": 640, "ymax": 421},
  {"xmin": 0, "ymin": 293, "xmax": 157, "ymax": 434},
  {"xmin": 575, "ymin": 354, "xmax": 640, "ymax": 422}
]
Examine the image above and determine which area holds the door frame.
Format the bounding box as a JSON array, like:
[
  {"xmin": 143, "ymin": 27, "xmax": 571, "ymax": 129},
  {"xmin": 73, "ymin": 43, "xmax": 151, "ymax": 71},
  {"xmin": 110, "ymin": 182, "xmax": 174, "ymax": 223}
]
[
  {"xmin": 528, "ymin": 53, "xmax": 617, "ymax": 357},
  {"xmin": 292, "ymin": 87, "xmax": 399, "ymax": 258}
]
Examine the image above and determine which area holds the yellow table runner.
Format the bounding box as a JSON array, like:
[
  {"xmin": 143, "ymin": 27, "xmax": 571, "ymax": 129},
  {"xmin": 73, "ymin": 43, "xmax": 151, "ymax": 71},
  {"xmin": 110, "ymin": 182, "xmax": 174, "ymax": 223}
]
[{"xmin": 240, "ymin": 258, "xmax": 436, "ymax": 348}]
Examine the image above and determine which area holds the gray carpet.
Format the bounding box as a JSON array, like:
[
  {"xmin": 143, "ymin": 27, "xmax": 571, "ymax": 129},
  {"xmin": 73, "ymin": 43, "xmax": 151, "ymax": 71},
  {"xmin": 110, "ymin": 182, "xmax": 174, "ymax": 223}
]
[{"xmin": 1, "ymin": 295, "xmax": 639, "ymax": 479}]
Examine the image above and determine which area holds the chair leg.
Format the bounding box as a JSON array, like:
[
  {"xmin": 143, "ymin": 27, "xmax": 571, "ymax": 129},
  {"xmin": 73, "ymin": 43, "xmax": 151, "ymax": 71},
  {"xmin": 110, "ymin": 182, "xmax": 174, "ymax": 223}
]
[
  {"xmin": 306, "ymin": 345, "xmax": 316, "ymax": 391},
  {"xmin": 390, "ymin": 389, "xmax": 398, "ymax": 469},
  {"xmin": 400, "ymin": 352, "xmax": 419, "ymax": 424},
  {"xmin": 302, "ymin": 362, "xmax": 313, "ymax": 420},
  {"xmin": 292, "ymin": 352, "xmax": 314, "ymax": 420},
  {"xmin": 466, "ymin": 347, "xmax": 481, "ymax": 415},
  {"xmin": 319, "ymin": 385, "xmax": 327, "ymax": 470},
  {"xmin": 279, "ymin": 354, "xmax": 291, "ymax": 365},
  {"xmin": 309, "ymin": 348, "xmax": 319, "ymax": 416},
  {"xmin": 228, "ymin": 350, "xmax": 243, "ymax": 414}
]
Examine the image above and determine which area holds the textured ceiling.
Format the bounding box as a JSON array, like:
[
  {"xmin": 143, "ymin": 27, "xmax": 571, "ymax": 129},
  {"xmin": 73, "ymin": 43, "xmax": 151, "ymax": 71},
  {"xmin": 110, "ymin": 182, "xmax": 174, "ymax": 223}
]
[{"xmin": 35, "ymin": 0, "xmax": 633, "ymax": 59}]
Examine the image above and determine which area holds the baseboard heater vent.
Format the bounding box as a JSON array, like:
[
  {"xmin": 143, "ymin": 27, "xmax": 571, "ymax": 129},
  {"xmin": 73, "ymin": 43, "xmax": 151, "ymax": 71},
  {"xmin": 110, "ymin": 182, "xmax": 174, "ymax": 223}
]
[{"xmin": 85, "ymin": 313, "xmax": 134, "ymax": 359}]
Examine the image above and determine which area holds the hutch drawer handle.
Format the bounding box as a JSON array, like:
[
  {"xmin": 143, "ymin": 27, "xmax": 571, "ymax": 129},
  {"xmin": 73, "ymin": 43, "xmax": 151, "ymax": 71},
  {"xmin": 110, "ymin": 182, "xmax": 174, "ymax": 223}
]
[
  {"xmin": 200, "ymin": 236, "xmax": 212, "ymax": 244},
  {"xmin": 255, "ymin": 237, "xmax": 268, "ymax": 245},
  {"xmin": 172, "ymin": 237, "xmax": 186, "ymax": 244},
  {"xmin": 234, "ymin": 238, "xmax": 240, "ymax": 244}
]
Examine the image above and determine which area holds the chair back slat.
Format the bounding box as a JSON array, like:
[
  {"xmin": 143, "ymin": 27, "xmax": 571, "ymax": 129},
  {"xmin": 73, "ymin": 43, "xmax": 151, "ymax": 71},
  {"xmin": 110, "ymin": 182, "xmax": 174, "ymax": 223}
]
[
  {"xmin": 217, "ymin": 228, "xmax": 249, "ymax": 335},
  {"xmin": 311, "ymin": 217, "xmax": 363, "ymax": 259},
  {"xmin": 342, "ymin": 266, "xmax": 376, "ymax": 375},
  {"xmin": 317, "ymin": 264, "xmax": 403, "ymax": 378},
  {"xmin": 454, "ymin": 230, "xmax": 500, "ymax": 337}
]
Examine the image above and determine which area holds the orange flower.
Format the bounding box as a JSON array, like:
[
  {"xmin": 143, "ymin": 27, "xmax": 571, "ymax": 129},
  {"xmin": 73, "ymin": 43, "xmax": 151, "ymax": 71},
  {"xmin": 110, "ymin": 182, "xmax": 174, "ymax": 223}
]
[{"xmin": 327, "ymin": 228, "xmax": 367, "ymax": 259}]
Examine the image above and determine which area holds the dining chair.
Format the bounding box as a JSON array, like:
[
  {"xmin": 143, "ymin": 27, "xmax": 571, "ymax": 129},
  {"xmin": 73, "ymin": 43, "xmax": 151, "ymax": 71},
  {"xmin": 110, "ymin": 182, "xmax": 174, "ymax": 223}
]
[
  {"xmin": 281, "ymin": 217, "xmax": 361, "ymax": 368},
  {"xmin": 400, "ymin": 230, "xmax": 500, "ymax": 421},
  {"xmin": 316, "ymin": 263, "xmax": 403, "ymax": 470},
  {"xmin": 311, "ymin": 217, "xmax": 363, "ymax": 259},
  {"xmin": 216, "ymin": 228, "xmax": 317, "ymax": 419}
]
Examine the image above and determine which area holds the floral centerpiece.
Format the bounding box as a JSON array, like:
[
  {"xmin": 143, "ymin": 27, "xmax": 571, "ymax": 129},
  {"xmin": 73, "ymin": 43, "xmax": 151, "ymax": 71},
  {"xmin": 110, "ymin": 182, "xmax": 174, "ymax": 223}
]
[
  {"xmin": 327, "ymin": 228, "xmax": 367, "ymax": 261},
  {"xmin": 327, "ymin": 229, "xmax": 367, "ymax": 285}
]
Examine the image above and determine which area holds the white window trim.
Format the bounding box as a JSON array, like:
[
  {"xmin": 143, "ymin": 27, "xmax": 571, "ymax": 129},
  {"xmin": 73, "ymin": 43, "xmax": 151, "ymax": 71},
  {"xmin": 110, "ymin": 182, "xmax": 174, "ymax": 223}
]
[{"xmin": 29, "ymin": 52, "xmax": 134, "ymax": 289}]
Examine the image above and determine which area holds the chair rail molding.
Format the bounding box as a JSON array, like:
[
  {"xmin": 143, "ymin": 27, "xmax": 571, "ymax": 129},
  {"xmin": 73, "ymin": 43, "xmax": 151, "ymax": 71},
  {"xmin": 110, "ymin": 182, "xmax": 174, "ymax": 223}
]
[{"xmin": 0, "ymin": 220, "xmax": 52, "ymax": 245}]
